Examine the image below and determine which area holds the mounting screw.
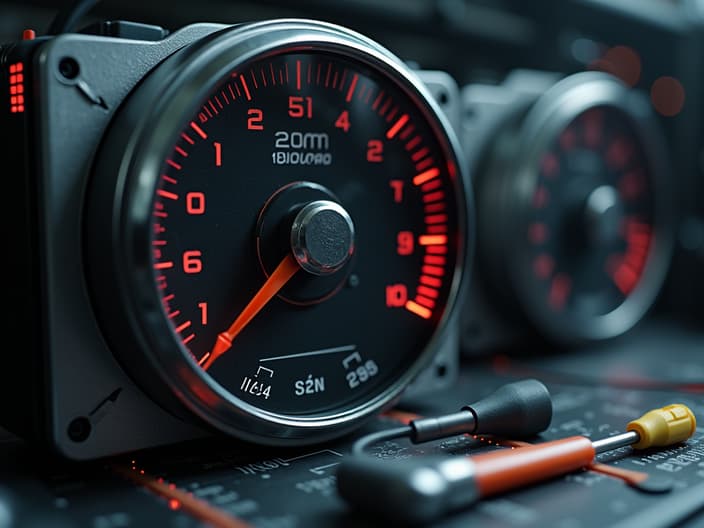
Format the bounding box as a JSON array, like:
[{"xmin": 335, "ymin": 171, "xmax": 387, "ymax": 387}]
[{"xmin": 58, "ymin": 57, "xmax": 80, "ymax": 80}]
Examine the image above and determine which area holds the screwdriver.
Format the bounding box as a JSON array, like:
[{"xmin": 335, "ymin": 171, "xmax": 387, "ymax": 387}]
[{"xmin": 337, "ymin": 403, "xmax": 697, "ymax": 525}]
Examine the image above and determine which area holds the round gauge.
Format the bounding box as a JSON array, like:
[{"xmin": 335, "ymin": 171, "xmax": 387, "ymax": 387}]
[
  {"xmin": 84, "ymin": 20, "xmax": 471, "ymax": 444},
  {"xmin": 478, "ymin": 71, "xmax": 672, "ymax": 344}
]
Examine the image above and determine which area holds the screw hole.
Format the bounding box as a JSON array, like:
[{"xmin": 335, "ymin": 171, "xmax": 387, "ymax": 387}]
[
  {"xmin": 67, "ymin": 417, "xmax": 91, "ymax": 442},
  {"xmin": 58, "ymin": 57, "xmax": 80, "ymax": 80},
  {"xmin": 435, "ymin": 364, "xmax": 447, "ymax": 378},
  {"xmin": 437, "ymin": 91, "xmax": 448, "ymax": 105}
]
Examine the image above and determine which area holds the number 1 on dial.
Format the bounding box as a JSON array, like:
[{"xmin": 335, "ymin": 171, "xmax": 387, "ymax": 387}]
[{"xmin": 214, "ymin": 142, "xmax": 222, "ymax": 166}]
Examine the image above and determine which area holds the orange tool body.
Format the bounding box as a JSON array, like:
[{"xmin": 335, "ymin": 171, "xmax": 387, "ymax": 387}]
[{"xmin": 473, "ymin": 435, "xmax": 595, "ymax": 496}]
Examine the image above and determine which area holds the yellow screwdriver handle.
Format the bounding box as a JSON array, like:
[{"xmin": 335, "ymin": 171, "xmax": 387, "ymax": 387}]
[{"xmin": 626, "ymin": 403, "xmax": 697, "ymax": 449}]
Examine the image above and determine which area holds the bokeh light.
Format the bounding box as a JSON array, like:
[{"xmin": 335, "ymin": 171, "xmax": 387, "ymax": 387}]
[{"xmin": 650, "ymin": 76, "xmax": 685, "ymax": 117}]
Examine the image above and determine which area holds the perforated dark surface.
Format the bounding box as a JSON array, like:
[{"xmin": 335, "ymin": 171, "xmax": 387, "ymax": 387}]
[{"xmin": 0, "ymin": 318, "xmax": 702, "ymax": 527}]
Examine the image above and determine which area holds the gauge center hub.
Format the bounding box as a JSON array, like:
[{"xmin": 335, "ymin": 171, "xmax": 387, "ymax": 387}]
[
  {"xmin": 256, "ymin": 181, "xmax": 355, "ymax": 305},
  {"xmin": 291, "ymin": 200, "xmax": 355, "ymax": 275},
  {"xmin": 583, "ymin": 184, "xmax": 624, "ymax": 246}
]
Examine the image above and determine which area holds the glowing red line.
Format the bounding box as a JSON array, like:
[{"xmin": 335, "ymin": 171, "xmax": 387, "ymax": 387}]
[
  {"xmin": 181, "ymin": 133, "xmax": 195, "ymax": 145},
  {"xmin": 175, "ymin": 147, "xmax": 188, "ymax": 158},
  {"xmin": 421, "ymin": 179, "xmax": 442, "ymax": 192},
  {"xmin": 372, "ymin": 91, "xmax": 385, "ymax": 110},
  {"xmin": 162, "ymin": 175, "xmax": 177, "ymax": 185},
  {"xmin": 419, "ymin": 235, "xmax": 447, "ymax": 246},
  {"xmin": 417, "ymin": 285, "xmax": 439, "ymax": 299},
  {"xmin": 424, "ymin": 255, "xmax": 446, "ymax": 266},
  {"xmin": 338, "ymin": 69, "xmax": 347, "ymax": 91},
  {"xmin": 425, "ymin": 203, "xmax": 446, "ymax": 213},
  {"xmin": 386, "ymin": 114, "xmax": 409, "ymax": 139},
  {"xmin": 420, "ymin": 275, "xmax": 442, "ymax": 287},
  {"xmin": 413, "ymin": 168, "xmax": 440, "ymax": 186},
  {"xmin": 325, "ymin": 62, "xmax": 332, "ymax": 87},
  {"xmin": 346, "ymin": 73, "xmax": 359, "ymax": 102},
  {"xmin": 157, "ymin": 189, "xmax": 178, "ymax": 201},
  {"xmin": 190, "ymin": 122, "xmax": 207, "ymax": 139},
  {"xmin": 239, "ymin": 75, "xmax": 252, "ymax": 100},
  {"xmin": 296, "ymin": 60, "xmax": 301, "ymax": 90},
  {"xmin": 426, "ymin": 245, "xmax": 447, "ymax": 254},
  {"xmin": 422, "ymin": 265, "xmax": 445, "ymax": 277},
  {"xmin": 166, "ymin": 159, "xmax": 181, "ymax": 170},
  {"xmin": 385, "ymin": 106, "xmax": 398, "ymax": 123},
  {"xmin": 415, "ymin": 158, "xmax": 434, "ymax": 172},
  {"xmin": 415, "ymin": 295, "xmax": 436, "ymax": 309},
  {"xmin": 425, "ymin": 214, "xmax": 447, "ymax": 225},
  {"xmin": 174, "ymin": 321, "xmax": 191, "ymax": 334},
  {"xmin": 400, "ymin": 124, "xmax": 414, "ymax": 140},
  {"xmin": 405, "ymin": 137, "xmax": 422, "ymax": 152},
  {"xmin": 154, "ymin": 261, "xmax": 174, "ymax": 270},
  {"xmin": 412, "ymin": 147, "xmax": 429, "ymax": 162},
  {"xmin": 405, "ymin": 300, "xmax": 432, "ymax": 319}
]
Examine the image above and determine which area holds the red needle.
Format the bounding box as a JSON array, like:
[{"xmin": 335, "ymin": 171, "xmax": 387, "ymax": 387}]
[{"xmin": 202, "ymin": 254, "xmax": 300, "ymax": 370}]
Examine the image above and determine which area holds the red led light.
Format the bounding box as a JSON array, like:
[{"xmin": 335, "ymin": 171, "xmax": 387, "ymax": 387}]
[{"xmin": 8, "ymin": 62, "xmax": 25, "ymax": 113}]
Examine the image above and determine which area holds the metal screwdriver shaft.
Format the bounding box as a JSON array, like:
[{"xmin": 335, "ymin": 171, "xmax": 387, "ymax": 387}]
[{"xmin": 592, "ymin": 431, "xmax": 639, "ymax": 453}]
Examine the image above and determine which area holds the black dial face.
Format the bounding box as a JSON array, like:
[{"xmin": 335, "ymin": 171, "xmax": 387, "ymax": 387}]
[
  {"xmin": 149, "ymin": 50, "xmax": 463, "ymax": 416},
  {"xmin": 516, "ymin": 105, "xmax": 655, "ymax": 323}
]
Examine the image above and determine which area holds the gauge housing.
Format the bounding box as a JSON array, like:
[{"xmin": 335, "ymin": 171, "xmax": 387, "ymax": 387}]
[
  {"xmin": 0, "ymin": 19, "xmax": 471, "ymax": 459},
  {"xmin": 461, "ymin": 70, "xmax": 673, "ymax": 349},
  {"xmin": 84, "ymin": 19, "xmax": 471, "ymax": 446}
]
